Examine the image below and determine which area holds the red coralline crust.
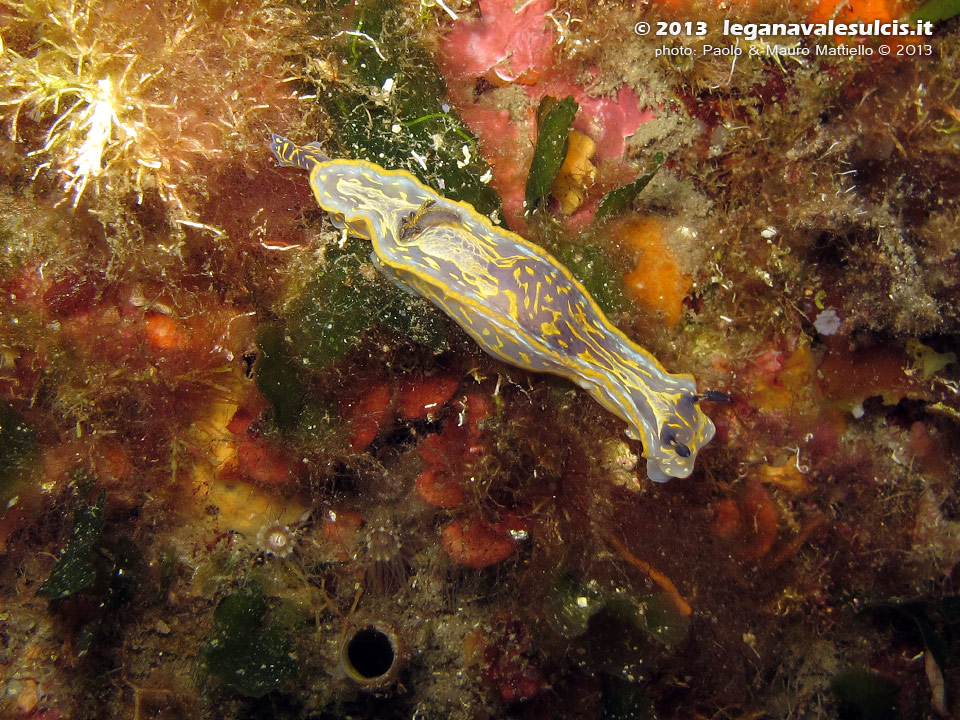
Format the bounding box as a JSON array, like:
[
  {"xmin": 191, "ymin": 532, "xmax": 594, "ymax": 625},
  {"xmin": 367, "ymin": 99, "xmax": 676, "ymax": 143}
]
[
  {"xmin": 454, "ymin": 104, "xmax": 530, "ymax": 230},
  {"xmin": 436, "ymin": 0, "xmax": 654, "ymax": 228},
  {"xmin": 438, "ymin": 0, "xmax": 556, "ymax": 85}
]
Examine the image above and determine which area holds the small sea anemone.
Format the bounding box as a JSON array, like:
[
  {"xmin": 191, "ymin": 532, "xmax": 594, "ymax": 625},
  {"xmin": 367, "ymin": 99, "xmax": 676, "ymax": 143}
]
[
  {"xmin": 358, "ymin": 519, "xmax": 418, "ymax": 596},
  {"xmin": 256, "ymin": 521, "xmax": 296, "ymax": 559}
]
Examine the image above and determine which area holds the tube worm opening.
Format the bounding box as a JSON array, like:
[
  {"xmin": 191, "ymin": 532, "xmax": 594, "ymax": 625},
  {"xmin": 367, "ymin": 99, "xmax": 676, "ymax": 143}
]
[{"xmin": 340, "ymin": 623, "xmax": 401, "ymax": 688}]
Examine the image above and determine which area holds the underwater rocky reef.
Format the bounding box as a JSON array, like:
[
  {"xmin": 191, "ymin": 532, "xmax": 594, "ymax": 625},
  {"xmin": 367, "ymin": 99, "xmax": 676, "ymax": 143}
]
[{"xmin": 1, "ymin": 0, "xmax": 959, "ymax": 718}]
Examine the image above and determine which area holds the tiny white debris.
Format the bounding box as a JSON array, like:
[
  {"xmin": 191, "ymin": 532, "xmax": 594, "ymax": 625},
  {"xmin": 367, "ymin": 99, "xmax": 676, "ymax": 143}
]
[
  {"xmin": 391, "ymin": 123, "xmax": 402, "ymax": 133},
  {"xmin": 175, "ymin": 219, "xmax": 224, "ymax": 237},
  {"xmin": 330, "ymin": 31, "xmax": 387, "ymax": 60},
  {"xmin": 576, "ymin": 596, "xmax": 589, "ymax": 608},
  {"xmin": 429, "ymin": 0, "xmax": 459, "ymax": 20},
  {"xmin": 260, "ymin": 240, "xmax": 303, "ymax": 251},
  {"xmin": 456, "ymin": 144, "xmax": 471, "ymax": 168},
  {"xmin": 509, "ymin": 528, "xmax": 529, "ymax": 541},
  {"xmin": 760, "ymin": 226, "xmax": 778, "ymax": 239},
  {"xmin": 410, "ymin": 150, "xmax": 428, "ymax": 170},
  {"xmin": 851, "ymin": 403, "xmax": 865, "ymax": 419},
  {"xmin": 479, "ymin": 169, "xmax": 493, "ymax": 183},
  {"xmin": 381, "ymin": 77, "xmax": 394, "ymax": 94}
]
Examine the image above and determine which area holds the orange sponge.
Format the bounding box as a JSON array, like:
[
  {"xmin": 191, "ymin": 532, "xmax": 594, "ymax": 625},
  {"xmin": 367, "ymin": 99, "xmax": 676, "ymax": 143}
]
[{"xmin": 619, "ymin": 218, "xmax": 692, "ymax": 327}]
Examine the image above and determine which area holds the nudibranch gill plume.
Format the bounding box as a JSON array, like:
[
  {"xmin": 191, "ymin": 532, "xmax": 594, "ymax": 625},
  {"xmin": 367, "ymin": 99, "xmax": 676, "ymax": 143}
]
[{"xmin": 270, "ymin": 134, "xmax": 722, "ymax": 482}]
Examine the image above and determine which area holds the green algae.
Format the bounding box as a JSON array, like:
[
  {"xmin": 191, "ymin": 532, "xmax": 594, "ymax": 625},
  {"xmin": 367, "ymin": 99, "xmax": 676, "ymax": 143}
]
[
  {"xmin": 255, "ymin": 322, "xmax": 306, "ymax": 429},
  {"xmin": 36, "ymin": 486, "xmax": 147, "ymax": 653},
  {"xmin": 551, "ymin": 242, "xmax": 628, "ymax": 317},
  {"xmin": 549, "ymin": 574, "xmax": 689, "ymax": 647},
  {"xmin": 286, "ymin": 235, "xmax": 447, "ymax": 369},
  {"xmin": 37, "ymin": 489, "xmax": 106, "ymax": 600},
  {"xmin": 550, "ymin": 573, "xmax": 607, "ymax": 637},
  {"xmin": 601, "ymin": 675, "xmax": 658, "ymax": 720},
  {"xmin": 0, "ymin": 401, "xmax": 35, "ymax": 514},
  {"xmin": 527, "ymin": 217, "xmax": 627, "ymax": 317},
  {"xmin": 525, "ymin": 95, "xmax": 579, "ymax": 214},
  {"xmin": 317, "ymin": 0, "xmax": 503, "ymax": 221},
  {"xmin": 202, "ymin": 584, "xmax": 299, "ymax": 698},
  {"xmin": 102, "ymin": 536, "xmax": 147, "ymax": 611},
  {"xmin": 830, "ymin": 667, "xmax": 899, "ymax": 720},
  {"xmin": 910, "ymin": 0, "xmax": 960, "ymax": 22},
  {"xmin": 595, "ymin": 152, "xmax": 666, "ymax": 224}
]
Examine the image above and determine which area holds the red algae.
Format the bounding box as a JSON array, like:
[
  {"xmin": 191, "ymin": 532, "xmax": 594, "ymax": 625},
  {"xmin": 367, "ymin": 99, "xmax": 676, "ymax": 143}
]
[
  {"xmin": 415, "ymin": 468, "xmax": 467, "ymax": 508},
  {"xmin": 235, "ymin": 437, "xmax": 298, "ymax": 487},
  {"xmin": 396, "ymin": 371, "xmax": 461, "ymax": 420},
  {"xmin": 712, "ymin": 478, "xmax": 781, "ymax": 562},
  {"xmin": 144, "ymin": 313, "xmax": 190, "ymax": 352},
  {"xmin": 818, "ymin": 340, "xmax": 929, "ymax": 408},
  {"xmin": 441, "ymin": 518, "xmax": 521, "ymax": 569},
  {"xmin": 483, "ymin": 628, "xmax": 544, "ymax": 702},
  {"xmin": 341, "ymin": 381, "xmax": 393, "ymax": 453},
  {"xmin": 322, "ymin": 509, "xmax": 364, "ymax": 562}
]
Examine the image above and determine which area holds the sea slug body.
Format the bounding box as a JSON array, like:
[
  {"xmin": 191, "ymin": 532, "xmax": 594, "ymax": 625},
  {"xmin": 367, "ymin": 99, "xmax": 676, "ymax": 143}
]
[{"xmin": 270, "ymin": 135, "xmax": 718, "ymax": 482}]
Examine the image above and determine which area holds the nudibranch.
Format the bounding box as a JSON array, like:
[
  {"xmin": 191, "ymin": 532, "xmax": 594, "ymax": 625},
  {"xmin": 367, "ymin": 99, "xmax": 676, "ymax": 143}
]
[{"xmin": 270, "ymin": 135, "xmax": 720, "ymax": 482}]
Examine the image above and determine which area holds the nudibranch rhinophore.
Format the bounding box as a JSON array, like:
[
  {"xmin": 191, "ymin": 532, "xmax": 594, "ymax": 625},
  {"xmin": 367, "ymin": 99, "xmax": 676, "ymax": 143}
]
[{"xmin": 270, "ymin": 134, "xmax": 722, "ymax": 482}]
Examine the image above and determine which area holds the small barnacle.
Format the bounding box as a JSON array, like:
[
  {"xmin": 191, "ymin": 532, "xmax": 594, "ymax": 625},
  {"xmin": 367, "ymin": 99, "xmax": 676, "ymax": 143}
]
[{"xmin": 256, "ymin": 521, "xmax": 296, "ymax": 559}]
